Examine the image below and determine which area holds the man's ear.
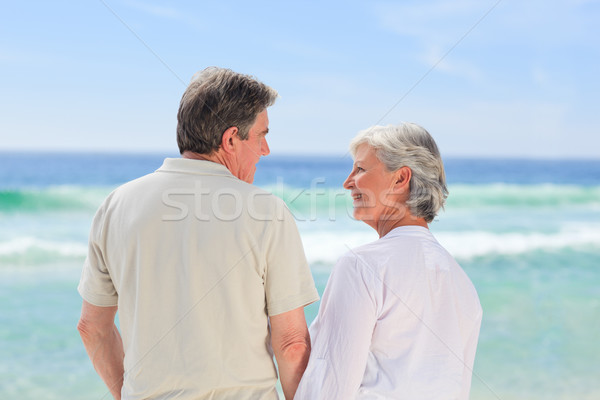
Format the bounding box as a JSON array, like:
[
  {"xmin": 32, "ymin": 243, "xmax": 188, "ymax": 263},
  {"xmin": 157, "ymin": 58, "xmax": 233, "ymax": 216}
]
[
  {"xmin": 220, "ymin": 126, "xmax": 238, "ymax": 154},
  {"xmin": 393, "ymin": 166, "xmax": 412, "ymax": 193}
]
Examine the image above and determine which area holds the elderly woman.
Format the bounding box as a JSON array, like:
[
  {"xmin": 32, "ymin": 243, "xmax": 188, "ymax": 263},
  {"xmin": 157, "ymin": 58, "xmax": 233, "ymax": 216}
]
[{"xmin": 295, "ymin": 123, "xmax": 482, "ymax": 399}]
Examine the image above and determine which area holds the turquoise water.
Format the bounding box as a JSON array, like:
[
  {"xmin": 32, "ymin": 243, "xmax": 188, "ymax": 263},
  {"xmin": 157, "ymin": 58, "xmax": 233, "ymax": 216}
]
[{"xmin": 1, "ymin": 153, "xmax": 599, "ymax": 399}]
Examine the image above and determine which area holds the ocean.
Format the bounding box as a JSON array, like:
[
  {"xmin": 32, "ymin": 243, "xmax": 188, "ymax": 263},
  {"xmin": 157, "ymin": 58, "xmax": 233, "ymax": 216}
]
[{"xmin": 1, "ymin": 152, "xmax": 599, "ymax": 399}]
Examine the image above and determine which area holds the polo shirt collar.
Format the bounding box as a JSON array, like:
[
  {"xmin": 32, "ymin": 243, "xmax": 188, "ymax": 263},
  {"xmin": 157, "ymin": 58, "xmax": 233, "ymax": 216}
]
[{"xmin": 157, "ymin": 157, "xmax": 236, "ymax": 178}]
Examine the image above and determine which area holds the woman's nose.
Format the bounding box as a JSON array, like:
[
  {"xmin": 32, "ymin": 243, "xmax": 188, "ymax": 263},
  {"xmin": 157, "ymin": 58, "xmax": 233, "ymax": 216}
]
[{"xmin": 343, "ymin": 172, "xmax": 354, "ymax": 190}]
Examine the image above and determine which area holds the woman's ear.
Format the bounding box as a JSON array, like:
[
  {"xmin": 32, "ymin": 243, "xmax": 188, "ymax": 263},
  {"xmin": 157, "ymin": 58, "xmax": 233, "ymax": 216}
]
[
  {"xmin": 393, "ymin": 166, "xmax": 412, "ymax": 193},
  {"xmin": 220, "ymin": 126, "xmax": 239, "ymax": 154}
]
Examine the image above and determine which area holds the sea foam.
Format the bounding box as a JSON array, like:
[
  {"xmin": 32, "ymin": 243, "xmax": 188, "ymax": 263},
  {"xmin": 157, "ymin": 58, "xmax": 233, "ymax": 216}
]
[
  {"xmin": 299, "ymin": 225, "xmax": 600, "ymax": 264},
  {"xmin": 0, "ymin": 237, "xmax": 88, "ymax": 266}
]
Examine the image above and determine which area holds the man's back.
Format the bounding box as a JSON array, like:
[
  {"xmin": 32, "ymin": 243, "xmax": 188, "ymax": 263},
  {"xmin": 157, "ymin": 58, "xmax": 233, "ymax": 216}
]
[{"xmin": 79, "ymin": 158, "xmax": 318, "ymax": 399}]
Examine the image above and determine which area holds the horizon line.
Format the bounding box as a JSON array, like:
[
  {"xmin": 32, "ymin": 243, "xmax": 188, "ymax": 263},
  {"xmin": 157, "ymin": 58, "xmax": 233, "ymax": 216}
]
[{"xmin": 1, "ymin": 148, "xmax": 600, "ymax": 162}]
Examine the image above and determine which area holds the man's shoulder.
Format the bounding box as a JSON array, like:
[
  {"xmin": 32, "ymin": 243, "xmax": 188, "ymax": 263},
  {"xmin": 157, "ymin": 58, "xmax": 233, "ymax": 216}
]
[
  {"xmin": 109, "ymin": 171, "xmax": 160, "ymax": 197},
  {"xmin": 94, "ymin": 170, "xmax": 161, "ymax": 212},
  {"xmin": 235, "ymin": 182, "xmax": 292, "ymax": 221}
]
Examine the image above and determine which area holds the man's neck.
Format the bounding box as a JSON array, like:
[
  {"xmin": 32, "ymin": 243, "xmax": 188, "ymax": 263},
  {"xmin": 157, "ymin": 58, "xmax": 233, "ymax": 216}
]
[{"xmin": 181, "ymin": 150, "xmax": 225, "ymax": 164}]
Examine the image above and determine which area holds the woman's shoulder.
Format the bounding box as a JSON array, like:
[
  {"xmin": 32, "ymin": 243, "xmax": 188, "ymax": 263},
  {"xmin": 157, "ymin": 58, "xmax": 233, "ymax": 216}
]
[
  {"xmin": 346, "ymin": 228, "xmax": 428, "ymax": 258},
  {"xmin": 335, "ymin": 237, "xmax": 399, "ymax": 278},
  {"xmin": 337, "ymin": 228, "xmax": 444, "ymax": 277},
  {"xmin": 338, "ymin": 238, "xmax": 385, "ymax": 263}
]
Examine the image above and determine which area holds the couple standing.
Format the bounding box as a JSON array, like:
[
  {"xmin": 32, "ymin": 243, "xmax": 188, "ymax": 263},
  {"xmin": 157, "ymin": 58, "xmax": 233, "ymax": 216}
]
[{"xmin": 77, "ymin": 67, "xmax": 482, "ymax": 400}]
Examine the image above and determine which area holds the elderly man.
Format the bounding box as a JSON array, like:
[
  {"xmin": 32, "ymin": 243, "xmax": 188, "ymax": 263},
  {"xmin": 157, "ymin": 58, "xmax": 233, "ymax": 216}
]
[{"xmin": 77, "ymin": 67, "xmax": 319, "ymax": 400}]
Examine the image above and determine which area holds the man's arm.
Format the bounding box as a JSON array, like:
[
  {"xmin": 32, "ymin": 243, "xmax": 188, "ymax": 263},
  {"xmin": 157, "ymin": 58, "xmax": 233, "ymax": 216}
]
[
  {"xmin": 77, "ymin": 300, "xmax": 124, "ymax": 400},
  {"xmin": 270, "ymin": 307, "xmax": 311, "ymax": 400}
]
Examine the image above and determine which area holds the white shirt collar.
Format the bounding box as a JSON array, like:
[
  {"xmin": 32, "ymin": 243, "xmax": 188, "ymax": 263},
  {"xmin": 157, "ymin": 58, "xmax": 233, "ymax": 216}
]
[
  {"xmin": 156, "ymin": 158, "xmax": 235, "ymax": 178},
  {"xmin": 382, "ymin": 225, "xmax": 432, "ymax": 240}
]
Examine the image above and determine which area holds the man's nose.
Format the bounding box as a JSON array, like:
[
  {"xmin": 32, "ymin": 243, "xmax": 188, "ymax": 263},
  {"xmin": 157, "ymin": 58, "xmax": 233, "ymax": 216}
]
[{"xmin": 261, "ymin": 137, "xmax": 270, "ymax": 156}]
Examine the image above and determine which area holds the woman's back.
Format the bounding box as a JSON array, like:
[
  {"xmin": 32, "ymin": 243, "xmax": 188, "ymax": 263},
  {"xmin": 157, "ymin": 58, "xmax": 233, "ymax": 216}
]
[{"xmin": 296, "ymin": 226, "xmax": 482, "ymax": 399}]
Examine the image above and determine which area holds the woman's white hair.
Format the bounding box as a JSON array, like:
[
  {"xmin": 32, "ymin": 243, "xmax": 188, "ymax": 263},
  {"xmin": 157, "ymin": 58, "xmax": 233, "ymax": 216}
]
[{"xmin": 349, "ymin": 123, "xmax": 449, "ymax": 223}]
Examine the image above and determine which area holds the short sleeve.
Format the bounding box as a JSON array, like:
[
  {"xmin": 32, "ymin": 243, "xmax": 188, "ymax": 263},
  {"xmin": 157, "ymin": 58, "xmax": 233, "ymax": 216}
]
[
  {"xmin": 77, "ymin": 202, "xmax": 118, "ymax": 307},
  {"xmin": 294, "ymin": 253, "xmax": 377, "ymax": 400},
  {"xmin": 263, "ymin": 201, "xmax": 319, "ymax": 316}
]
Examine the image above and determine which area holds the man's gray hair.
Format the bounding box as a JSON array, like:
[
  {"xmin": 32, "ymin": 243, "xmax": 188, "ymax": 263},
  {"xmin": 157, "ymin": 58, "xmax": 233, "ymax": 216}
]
[
  {"xmin": 177, "ymin": 67, "xmax": 278, "ymax": 155},
  {"xmin": 349, "ymin": 123, "xmax": 449, "ymax": 223}
]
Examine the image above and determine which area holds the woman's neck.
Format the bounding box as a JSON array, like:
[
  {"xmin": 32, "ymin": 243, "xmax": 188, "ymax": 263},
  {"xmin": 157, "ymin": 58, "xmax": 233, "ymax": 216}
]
[{"xmin": 375, "ymin": 215, "xmax": 428, "ymax": 238}]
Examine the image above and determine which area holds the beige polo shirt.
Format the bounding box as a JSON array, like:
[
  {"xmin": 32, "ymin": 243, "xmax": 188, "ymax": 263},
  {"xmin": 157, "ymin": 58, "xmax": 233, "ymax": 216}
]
[{"xmin": 78, "ymin": 158, "xmax": 319, "ymax": 400}]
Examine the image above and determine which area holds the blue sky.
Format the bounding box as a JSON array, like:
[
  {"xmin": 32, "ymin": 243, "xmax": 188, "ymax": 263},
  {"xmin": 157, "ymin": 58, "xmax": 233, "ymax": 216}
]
[{"xmin": 1, "ymin": 0, "xmax": 599, "ymax": 158}]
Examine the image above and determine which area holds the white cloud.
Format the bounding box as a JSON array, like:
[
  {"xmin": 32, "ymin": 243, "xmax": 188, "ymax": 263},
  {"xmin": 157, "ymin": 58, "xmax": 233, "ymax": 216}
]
[
  {"xmin": 374, "ymin": 0, "xmax": 492, "ymax": 44},
  {"xmin": 124, "ymin": 1, "xmax": 184, "ymax": 20},
  {"xmin": 373, "ymin": 1, "xmax": 494, "ymax": 82},
  {"xmin": 271, "ymin": 40, "xmax": 337, "ymax": 62},
  {"xmin": 493, "ymin": 0, "xmax": 599, "ymax": 45},
  {"xmin": 532, "ymin": 66, "xmax": 551, "ymax": 88},
  {"xmin": 421, "ymin": 44, "xmax": 484, "ymax": 82},
  {"xmin": 375, "ymin": 0, "xmax": 599, "ymax": 46},
  {"xmin": 403, "ymin": 99, "xmax": 589, "ymax": 158}
]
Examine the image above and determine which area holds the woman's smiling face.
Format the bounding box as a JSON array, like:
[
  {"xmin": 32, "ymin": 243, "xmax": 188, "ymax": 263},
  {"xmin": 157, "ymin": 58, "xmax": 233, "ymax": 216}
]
[{"xmin": 343, "ymin": 143, "xmax": 404, "ymax": 231}]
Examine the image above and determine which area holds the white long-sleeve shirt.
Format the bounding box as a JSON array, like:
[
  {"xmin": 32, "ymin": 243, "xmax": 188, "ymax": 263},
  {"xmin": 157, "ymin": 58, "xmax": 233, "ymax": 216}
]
[{"xmin": 295, "ymin": 226, "xmax": 482, "ymax": 400}]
